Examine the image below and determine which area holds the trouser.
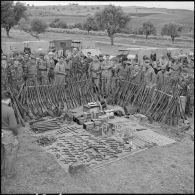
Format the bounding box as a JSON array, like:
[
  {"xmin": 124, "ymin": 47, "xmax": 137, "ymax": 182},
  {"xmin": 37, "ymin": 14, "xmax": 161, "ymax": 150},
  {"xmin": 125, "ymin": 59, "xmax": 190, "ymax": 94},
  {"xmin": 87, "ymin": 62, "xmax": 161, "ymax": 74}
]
[
  {"xmin": 55, "ymin": 74, "xmax": 65, "ymax": 85},
  {"xmin": 39, "ymin": 71, "xmax": 48, "ymax": 85},
  {"xmin": 101, "ymin": 75, "xmax": 112, "ymax": 97},
  {"xmin": 1, "ymin": 130, "xmax": 19, "ymax": 177},
  {"xmin": 92, "ymin": 77, "xmax": 100, "ymax": 93}
]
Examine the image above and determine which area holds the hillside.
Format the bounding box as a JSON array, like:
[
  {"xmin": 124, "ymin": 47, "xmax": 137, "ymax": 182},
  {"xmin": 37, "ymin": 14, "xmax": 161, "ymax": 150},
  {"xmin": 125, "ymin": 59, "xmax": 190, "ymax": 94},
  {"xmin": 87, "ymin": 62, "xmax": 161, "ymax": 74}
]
[{"xmin": 25, "ymin": 4, "xmax": 194, "ymax": 34}]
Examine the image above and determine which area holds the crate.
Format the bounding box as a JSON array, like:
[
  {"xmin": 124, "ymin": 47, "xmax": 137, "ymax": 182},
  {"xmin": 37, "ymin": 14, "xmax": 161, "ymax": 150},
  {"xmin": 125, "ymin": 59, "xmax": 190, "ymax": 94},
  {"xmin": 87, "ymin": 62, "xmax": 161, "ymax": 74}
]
[{"xmin": 83, "ymin": 121, "xmax": 94, "ymax": 130}]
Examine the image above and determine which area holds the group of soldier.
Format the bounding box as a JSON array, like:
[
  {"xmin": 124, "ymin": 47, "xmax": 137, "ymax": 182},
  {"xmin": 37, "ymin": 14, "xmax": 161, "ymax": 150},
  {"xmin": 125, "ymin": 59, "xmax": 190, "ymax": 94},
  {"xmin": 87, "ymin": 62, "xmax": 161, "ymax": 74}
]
[{"xmin": 1, "ymin": 48, "xmax": 194, "ymax": 112}]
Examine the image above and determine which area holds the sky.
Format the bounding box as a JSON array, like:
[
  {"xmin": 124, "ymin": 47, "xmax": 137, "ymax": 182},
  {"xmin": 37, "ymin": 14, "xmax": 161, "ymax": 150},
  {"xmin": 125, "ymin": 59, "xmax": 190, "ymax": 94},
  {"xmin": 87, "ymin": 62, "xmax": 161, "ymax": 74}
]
[{"xmin": 19, "ymin": 1, "xmax": 194, "ymax": 10}]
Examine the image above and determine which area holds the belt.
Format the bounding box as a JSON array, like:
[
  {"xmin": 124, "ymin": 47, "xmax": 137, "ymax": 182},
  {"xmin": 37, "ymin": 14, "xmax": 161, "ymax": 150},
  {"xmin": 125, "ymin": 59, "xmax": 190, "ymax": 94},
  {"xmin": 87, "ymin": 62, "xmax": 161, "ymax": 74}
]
[{"xmin": 39, "ymin": 69, "xmax": 47, "ymax": 71}]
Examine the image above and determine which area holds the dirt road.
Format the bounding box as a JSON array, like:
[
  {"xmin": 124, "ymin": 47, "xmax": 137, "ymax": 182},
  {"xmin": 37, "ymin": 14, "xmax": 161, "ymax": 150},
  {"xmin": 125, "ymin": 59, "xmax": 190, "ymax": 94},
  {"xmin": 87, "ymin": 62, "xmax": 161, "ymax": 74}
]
[{"xmin": 1, "ymin": 120, "xmax": 194, "ymax": 194}]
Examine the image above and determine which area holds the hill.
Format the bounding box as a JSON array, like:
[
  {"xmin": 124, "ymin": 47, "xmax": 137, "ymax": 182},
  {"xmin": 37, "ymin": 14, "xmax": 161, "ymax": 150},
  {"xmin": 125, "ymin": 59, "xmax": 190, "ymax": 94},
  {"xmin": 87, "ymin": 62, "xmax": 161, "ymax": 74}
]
[{"xmin": 25, "ymin": 4, "xmax": 194, "ymax": 34}]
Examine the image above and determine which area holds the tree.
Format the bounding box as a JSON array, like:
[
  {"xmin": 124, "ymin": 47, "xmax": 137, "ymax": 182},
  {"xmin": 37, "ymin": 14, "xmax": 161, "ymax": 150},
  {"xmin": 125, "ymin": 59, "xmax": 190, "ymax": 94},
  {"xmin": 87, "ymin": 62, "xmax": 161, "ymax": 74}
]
[
  {"xmin": 19, "ymin": 18, "xmax": 48, "ymax": 39},
  {"xmin": 83, "ymin": 16, "xmax": 98, "ymax": 34},
  {"xmin": 1, "ymin": 1, "xmax": 27, "ymax": 37},
  {"xmin": 142, "ymin": 21, "xmax": 156, "ymax": 39},
  {"xmin": 94, "ymin": 5, "xmax": 130, "ymax": 45},
  {"xmin": 161, "ymin": 23, "xmax": 183, "ymax": 43}
]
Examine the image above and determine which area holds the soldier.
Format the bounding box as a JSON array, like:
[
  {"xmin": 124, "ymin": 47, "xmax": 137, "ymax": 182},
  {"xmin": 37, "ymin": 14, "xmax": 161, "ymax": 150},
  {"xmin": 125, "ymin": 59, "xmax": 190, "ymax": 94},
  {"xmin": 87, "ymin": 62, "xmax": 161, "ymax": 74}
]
[
  {"xmin": 27, "ymin": 55, "xmax": 38, "ymax": 86},
  {"xmin": 71, "ymin": 48, "xmax": 80, "ymax": 76},
  {"xmin": 101, "ymin": 54, "xmax": 113, "ymax": 97},
  {"xmin": 12, "ymin": 56, "xmax": 23, "ymax": 91},
  {"xmin": 85, "ymin": 52, "xmax": 93, "ymax": 77},
  {"xmin": 22, "ymin": 53, "xmax": 30, "ymax": 82},
  {"xmin": 54, "ymin": 56, "xmax": 66, "ymax": 85},
  {"xmin": 65, "ymin": 53, "xmax": 72, "ymax": 80},
  {"xmin": 6, "ymin": 57, "xmax": 16, "ymax": 88},
  {"xmin": 143, "ymin": 57, "xmax": 156, "ymax": 87},
  {"xmin": 1, "ymin": 54, "xmax": 8, "ymax": 90},
  {"xmin": 37, "ymin": 53, "xmax": 48, "ymax": 85},
  {"xmin": 156, "ymin": 65, "xmax": 169, "ymax": 90},
  {"xmin": 89, "ymin": 55, "xmax": 101, "ymax": 92},
  {"xmin": 47, "ymin": 52, "xmax": 56, "ymax": 70},
  {"xmin": 116, "ymin": 58, "xmax": 131, "ymax": 80}
]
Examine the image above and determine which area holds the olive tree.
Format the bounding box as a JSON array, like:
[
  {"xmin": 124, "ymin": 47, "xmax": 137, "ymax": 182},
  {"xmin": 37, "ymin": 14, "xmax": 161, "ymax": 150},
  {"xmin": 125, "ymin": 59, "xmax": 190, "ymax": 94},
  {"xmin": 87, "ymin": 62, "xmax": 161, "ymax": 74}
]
[
  {"xmin": 83, "ymin": 16, "xmax": 98, "ymax": 34},
  {"xmin": 142, "ymin": 21, "xmax": 156, "ymax": 39},
  {"xmin": 94, "ymin": 5, "xmax": 130, "ymax": 45},
  {"xmin": 1, "ymin": 1, "xmax": 27, "ymax": 37},
  {"xmin": 19, "ymin": 18, "xmax": 48, "ymax": 39},
  {"xmin": 161, "ymin": 23, "xmax": 183, "ymax": 43}
]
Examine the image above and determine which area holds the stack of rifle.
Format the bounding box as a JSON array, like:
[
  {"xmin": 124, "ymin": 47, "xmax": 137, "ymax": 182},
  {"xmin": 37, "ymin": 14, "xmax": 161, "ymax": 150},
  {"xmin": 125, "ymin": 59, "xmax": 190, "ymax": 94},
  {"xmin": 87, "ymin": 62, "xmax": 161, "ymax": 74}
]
[{"xmin": 18, "ymin": 76, "xmax": 98, "ymax": 119}]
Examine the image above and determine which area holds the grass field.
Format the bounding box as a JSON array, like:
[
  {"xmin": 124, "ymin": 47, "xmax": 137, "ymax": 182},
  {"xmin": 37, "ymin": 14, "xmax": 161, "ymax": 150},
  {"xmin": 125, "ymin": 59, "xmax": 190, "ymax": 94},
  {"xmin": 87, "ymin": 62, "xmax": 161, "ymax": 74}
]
[
  {"xmin": 1, "ymin": 28, "xmax": 194, "ymax": 56},
  {"xmin": 26, "ymin": 5, "xmax": 194, "ymax": 34}
]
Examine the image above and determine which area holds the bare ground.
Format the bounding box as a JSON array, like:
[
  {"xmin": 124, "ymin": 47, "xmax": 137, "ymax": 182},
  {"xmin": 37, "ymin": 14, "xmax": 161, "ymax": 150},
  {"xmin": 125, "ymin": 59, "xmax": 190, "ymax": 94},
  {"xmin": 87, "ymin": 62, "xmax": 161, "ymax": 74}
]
[{"xmin": 1, "ymin": 119, "xmax": 194, "ymax": 194}]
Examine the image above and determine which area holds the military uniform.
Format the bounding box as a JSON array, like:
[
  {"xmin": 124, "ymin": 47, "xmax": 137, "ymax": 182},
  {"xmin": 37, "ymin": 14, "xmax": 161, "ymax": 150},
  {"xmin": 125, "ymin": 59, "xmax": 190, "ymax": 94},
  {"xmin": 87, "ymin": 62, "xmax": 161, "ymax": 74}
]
[
  {"xmin": 144, "ymin": 66, "xmax": 156, "ymax": 86},
  {"xmin": 37, "ymin": 58, "xmax": 48, "ymax": 85},
  {"xmin": 27, "ymin": 58, "xmax": 38, "ymax": 86},
  {"xmin": 1, "ymin": 59, "xmax": 8, "ymax": 90},
  {"xmin": 117, "ymin": 64, "xmax": 131, "ymax": 80},
  {"xmin": 89, "ymin": 60, "xmax": 101, "ymax": 89},
  {"xmin": 101, "ymin": 60, "xmax": 113, "ymax": 96},
  {"xmin": 54, "ymin": 61, "xmax": 66, "ymax": 85}
]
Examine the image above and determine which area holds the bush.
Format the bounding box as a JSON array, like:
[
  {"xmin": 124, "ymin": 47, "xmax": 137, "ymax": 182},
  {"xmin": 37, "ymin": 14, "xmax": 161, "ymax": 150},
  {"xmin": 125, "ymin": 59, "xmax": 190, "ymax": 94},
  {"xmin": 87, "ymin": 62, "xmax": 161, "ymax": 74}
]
[{"xmin": 49, "ymin": 19, "xmax": 67, "ymax": 29}]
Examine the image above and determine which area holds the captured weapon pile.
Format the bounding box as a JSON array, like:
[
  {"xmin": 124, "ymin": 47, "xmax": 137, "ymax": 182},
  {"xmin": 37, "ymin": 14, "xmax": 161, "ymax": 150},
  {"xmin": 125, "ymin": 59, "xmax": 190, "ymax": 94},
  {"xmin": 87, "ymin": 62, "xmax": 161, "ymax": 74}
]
[
  {"xmin": 12, "ymin": 73, "xmax": 185, "ymax": 127},
  {"xmin": 30, "ymin": 118, "xmax": 61, "ymax": 133},
  {"xmin": 100, "ymin": 78, "xmax": 185, "ymax": 126},
  {"xmin": 17, "ymin": 78, "xmax": 98, "ymax": 121}
]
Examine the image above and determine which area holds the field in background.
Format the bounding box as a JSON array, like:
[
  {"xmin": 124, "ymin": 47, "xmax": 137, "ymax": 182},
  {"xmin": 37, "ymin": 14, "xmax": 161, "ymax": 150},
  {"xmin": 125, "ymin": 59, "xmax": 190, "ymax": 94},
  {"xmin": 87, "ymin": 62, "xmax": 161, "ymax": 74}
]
[
  {"xmin": 1, "ymin": 28, "xmax": 194, "ymax": 56},
  {"xmin": 26, "ymin": 5, "xmax": 194, "ymax": 34}
]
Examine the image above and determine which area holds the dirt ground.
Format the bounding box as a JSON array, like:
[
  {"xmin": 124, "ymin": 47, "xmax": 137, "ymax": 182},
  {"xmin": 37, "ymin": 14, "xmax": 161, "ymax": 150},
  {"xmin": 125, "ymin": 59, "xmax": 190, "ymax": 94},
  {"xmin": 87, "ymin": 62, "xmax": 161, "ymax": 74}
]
[{"xmin": 1, "ymin": 117, "xmax": 194, "ymax": 194}]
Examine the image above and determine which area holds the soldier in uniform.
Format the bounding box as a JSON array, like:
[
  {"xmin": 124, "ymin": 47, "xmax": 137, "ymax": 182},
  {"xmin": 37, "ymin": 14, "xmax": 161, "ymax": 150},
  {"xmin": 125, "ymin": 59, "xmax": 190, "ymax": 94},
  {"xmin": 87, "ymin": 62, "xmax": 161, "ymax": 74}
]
[
  {"xmin": 71, "ymin": 48, "xmax": 80, "ymax": 76},
  {"xmin": 37, "ymin": 53, "xmax": 48, "ymax": 85},
  {"xmin": 142, "ymin": 56, "xmax": 156, "ymax": 87},
  {"xmin": 26, "ymin": 55, "xmax": 38, "ymax": 86},
  {"xmin": 1, "ymin": 54, "xmax": 8, "ymax": 91},
  {"xmin": 89, "ymin": 55, "xmax": 101, "ymax": 92},
  {"xmin": 85, "ymin": 52, "xmax": 93, "ymax": 77},
  {"xmin": 12, "ymin": 56, "xmax": 23, "ymax": 91},
  {"xmin": 101, "ymin": 54, "xmax": 113, "ymax": 97},
  {"xmin": 116, "ymin": 58, "xmax": 131, "ymax": 80},
  {"xmin": 22, "ymin": 53, "xmax": 30, "ymax": 82},
  {"xmin": 47, "ymin": 52, "xmax": 56, "ymax": 71},
  {"xmin": 54, "ymin": 56, "xmax": 66, "ymax": 85}
]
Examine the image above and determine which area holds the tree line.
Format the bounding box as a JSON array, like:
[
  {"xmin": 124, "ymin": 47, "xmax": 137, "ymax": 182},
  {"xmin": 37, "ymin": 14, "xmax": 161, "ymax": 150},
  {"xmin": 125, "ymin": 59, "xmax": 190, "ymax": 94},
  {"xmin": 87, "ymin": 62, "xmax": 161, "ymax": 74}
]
[{"xmin": 1, "ymin": 1, "xmax": 193, "ymax": 45}]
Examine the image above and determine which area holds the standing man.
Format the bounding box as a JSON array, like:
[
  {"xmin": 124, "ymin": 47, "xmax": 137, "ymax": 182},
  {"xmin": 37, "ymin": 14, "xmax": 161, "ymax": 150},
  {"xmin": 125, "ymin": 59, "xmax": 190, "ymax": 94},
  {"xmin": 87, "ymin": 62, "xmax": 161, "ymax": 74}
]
[
  {"xmin": 116, "ymin": 59, "xmax": 131, "ymax": 80},
  {"xmin": 101, "ymin": 54, "xmax": 113, "ymax": 97},
  {"xmin": 1, "ymin": 90, "xmax": 19, "ymax": 178},
  {"xmin": 143, "ymin": 57, "xmax": 156, "ymax": 87},
  {"xmin": 1, "ymin": 54, "xmax": 8, "ymax": 91},
  {"xmin": 37, "ymin": 53, "xmax": 48, "ymax": 85},
  {"xmin": 89, "ymin": 55, "xmax": 101, "ymax": 92},
  {"xmin": 54, "ymin": 56, "xmax": 66, "ymax": 84},
  {"xmin": 22, "ymin": 53, "xmax": 30, "ymax": 82},
  {"xmin": 85, "ymin": 52, "xmax": 93, "ymax": 77},
  {"xmin": 27, "ymin": 55, "xmax": 38, "ymax": 86}
]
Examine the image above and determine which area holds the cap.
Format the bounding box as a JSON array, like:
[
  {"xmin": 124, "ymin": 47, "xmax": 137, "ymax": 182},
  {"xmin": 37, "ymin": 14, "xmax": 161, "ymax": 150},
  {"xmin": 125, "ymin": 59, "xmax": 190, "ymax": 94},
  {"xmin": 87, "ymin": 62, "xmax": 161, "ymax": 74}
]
[{"xmin": 48, "ymin": 52, "xmax": 54, "ymax": 55}]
